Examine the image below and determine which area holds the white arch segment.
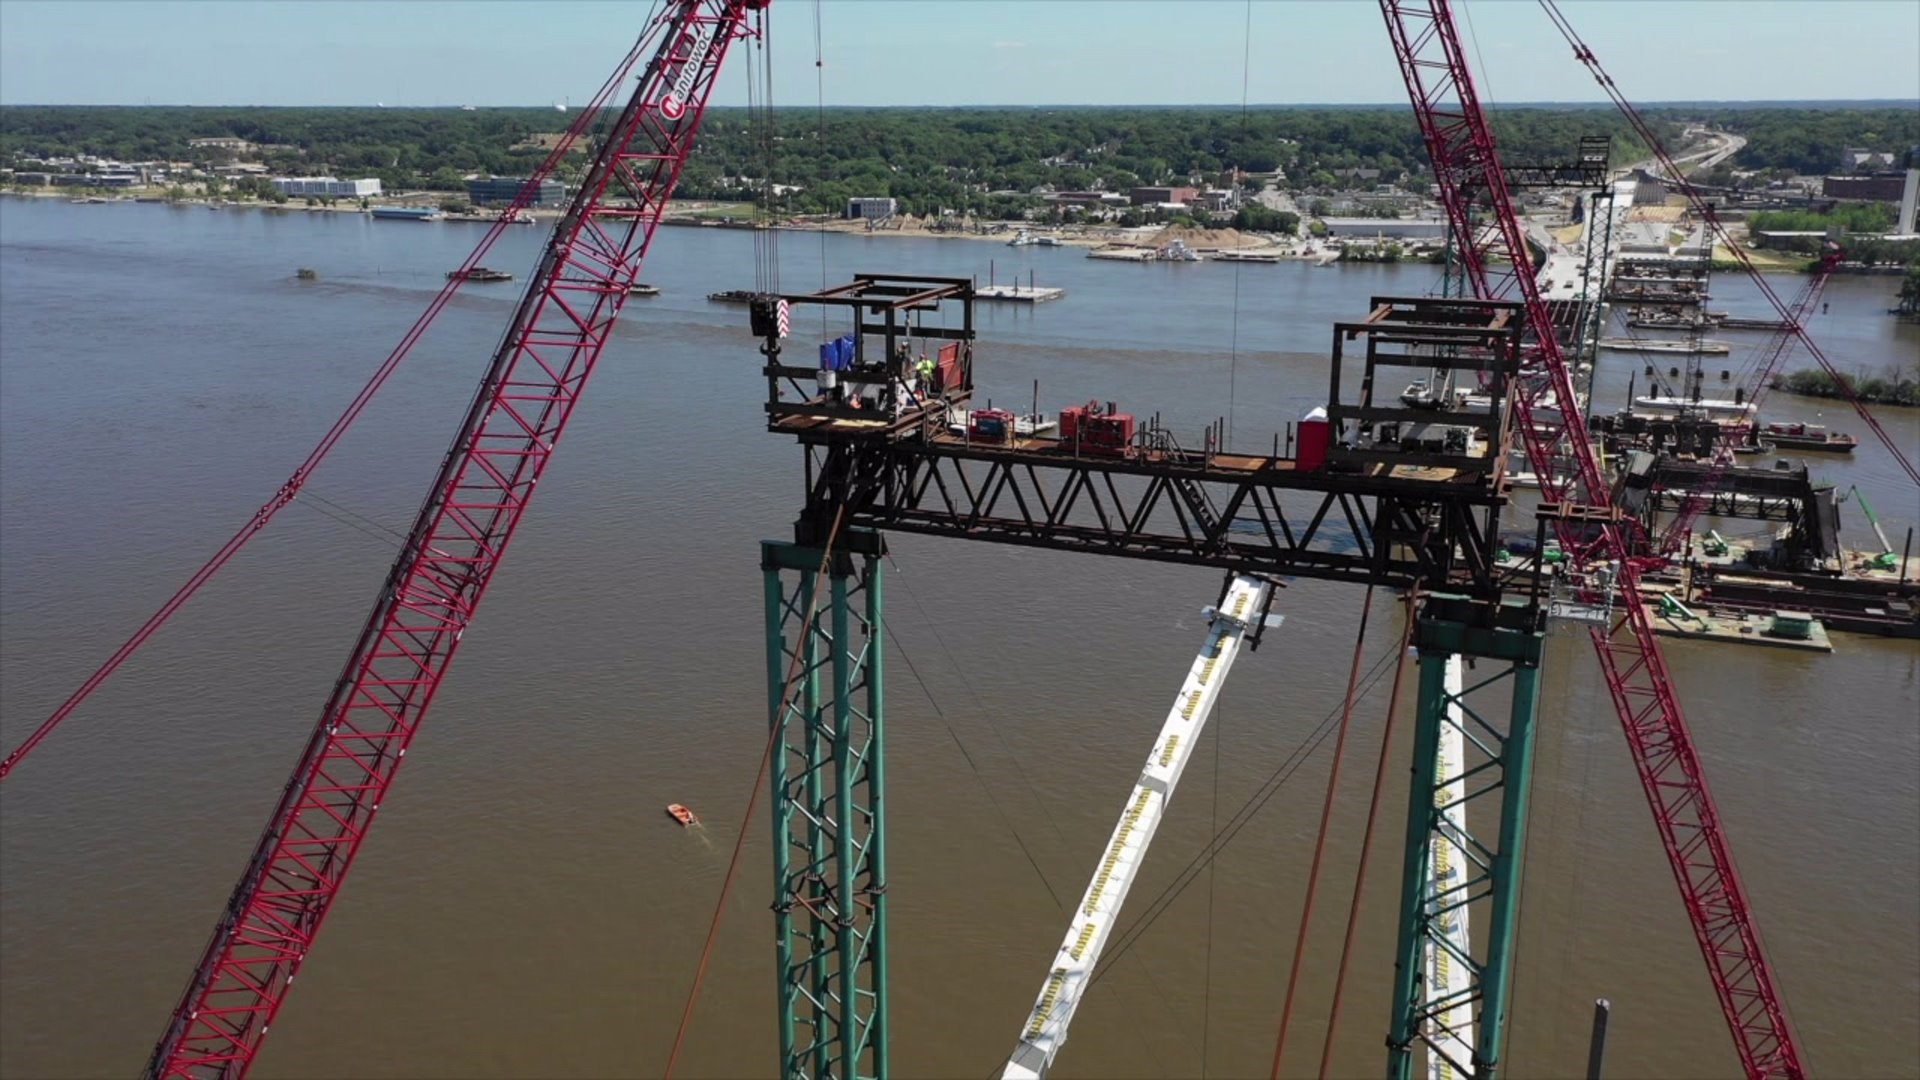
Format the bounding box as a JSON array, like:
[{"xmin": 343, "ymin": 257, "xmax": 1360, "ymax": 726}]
[{"xmin": 1003, "ymin": 573, "xmax": 1277, "ymax": 1080}]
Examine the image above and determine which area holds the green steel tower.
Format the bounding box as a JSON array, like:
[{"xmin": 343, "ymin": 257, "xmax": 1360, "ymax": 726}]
[{"xmin": 763, "ymin": 535, "xmax": 889, "ymax": 1080}]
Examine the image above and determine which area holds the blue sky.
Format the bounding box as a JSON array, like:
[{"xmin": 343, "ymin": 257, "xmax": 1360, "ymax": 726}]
[{"xmin": 2, "ymin": 1, "xmax": 1916, "ymax": 107}]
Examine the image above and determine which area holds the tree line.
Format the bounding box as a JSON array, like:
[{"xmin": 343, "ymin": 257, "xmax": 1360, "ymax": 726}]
[
  {"xmin": 3, "ymin": 104, "xmax": 1667, "ymax": 214},
  {"xmin": 3, "ymin": 104, "xmax": 1912, "ymax": 219}
]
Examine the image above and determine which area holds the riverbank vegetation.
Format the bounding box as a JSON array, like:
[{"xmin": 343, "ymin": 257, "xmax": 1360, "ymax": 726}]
[
  {"xmin": 1770, "ymin": 363, "xmax": 1920, "ymax": 407},
  {"xmin": 3, "ymin": 104, "xmax": 1674, "ymax": 217}
]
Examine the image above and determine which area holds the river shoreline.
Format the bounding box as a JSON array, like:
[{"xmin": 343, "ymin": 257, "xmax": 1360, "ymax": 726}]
[{"xmin": 1, "ymin": 188, "xmax": 1333, "ymax": 261}]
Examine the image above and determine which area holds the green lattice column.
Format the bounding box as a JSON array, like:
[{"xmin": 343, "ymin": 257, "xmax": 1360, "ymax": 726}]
[
  {"xmin": 1387, "ymin": 606, "xmax": 1545, "ymax": 1080},
  {"xmin": 763, "ymin": 536, "xmax": 889, "ymax": 1080}
]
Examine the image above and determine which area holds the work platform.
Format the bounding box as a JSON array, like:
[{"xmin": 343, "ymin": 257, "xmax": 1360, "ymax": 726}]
[{"xmin": 758, "ymin": 280, "xmax": 1532, "ymax": 601}]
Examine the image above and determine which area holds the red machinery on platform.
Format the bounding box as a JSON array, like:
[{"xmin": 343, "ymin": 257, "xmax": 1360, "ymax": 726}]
[
  {"xmin": 1380, "ymin": 2, "xmax": 1803, "ymax": 1076},
  {"xmin": 1059, "ymin": 400, "xmax": 1137, "ymax": 456}
]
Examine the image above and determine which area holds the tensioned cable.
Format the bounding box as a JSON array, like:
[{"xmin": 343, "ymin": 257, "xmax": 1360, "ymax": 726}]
[
  {"xmin": 0, "ymin": 17, "xmax": 659, "ymax": 782},
  {"xmin": 883, "ymin": 552, "xmax": 1175, "ymax": 1078},
  {"xmin": 661, "ymin": 502, "xmax": 846, "ymax": 1080},
  {"xmin": 813, "ymin": 0, "xmax": 829, "ymax": 335},
  {"xmin": 1089, "ymin": 643, "xmax": 1401, "ymax": 988},
  {"xmin": 1202, "ymin": 697, "xmax": 1224, "ymax": 1078},
  {"xmin": 884, "ymin": 553, "xmax": 1070, "ymax": 842},
  {"xmin": 1225, "ymin": 0, "xmax": 1254, "ymax": 451},
  {"xmin": 1316, "ymin": 589, "xmax": 1419, "ymax": 1078},
  {"xmin": 1269, "ymin": 585, "xmax": 1378, "ymax": 1079},
  {"xmin": 884, "ymin": 616, "xmax": 1067, "ymax": 914}
]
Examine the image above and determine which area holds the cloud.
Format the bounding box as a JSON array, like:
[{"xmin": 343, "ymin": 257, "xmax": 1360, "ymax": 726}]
[{"xmin": 992, "ymin": 40, "xmax": 1026, "ymax": 49}]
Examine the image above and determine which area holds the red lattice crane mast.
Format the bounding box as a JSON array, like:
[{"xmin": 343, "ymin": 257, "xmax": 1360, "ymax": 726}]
[
  {"xmin": 1376, "ymin": 3, "xmax": 1804, "ymax": 1077},
  {"xmin": 143, "ymin": 3, "xmax": 765, "ymax": 1076}
]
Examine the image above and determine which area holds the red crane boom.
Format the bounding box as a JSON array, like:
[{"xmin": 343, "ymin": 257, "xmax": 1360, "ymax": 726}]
[
  {"xmin": 1377, "ymin": 3, "xmax": 1804, "ymax": 1077},
  {"xmin": 1658, "ymin": 247, "xmax": 1841, "ymax": 555},
  {"xmin": 143, "ymin": 3, "xmax": 764, "ymax": 1075}
]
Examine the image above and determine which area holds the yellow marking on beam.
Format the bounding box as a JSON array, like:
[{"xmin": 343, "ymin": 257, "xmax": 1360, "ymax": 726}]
[
  {"xmin": 1027, "ymin": 968, "xmax": 1070, "ymax": 1037},
  {"xmin": 1160, "ymin": 733, "xmax": 1181, "ymax": 766},
  {"xmin": 1070, "ymin": 923, "xmax": 1097, "ymax": 961}
]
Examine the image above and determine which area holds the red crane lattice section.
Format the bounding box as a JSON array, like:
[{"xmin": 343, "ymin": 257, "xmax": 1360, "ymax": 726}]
[
  {"xmin": 144, "ymin": 4, "xmax": 764, "ymax": 1077},
  {"xmin": 1378, "ymin": 3, "xmax": 1804, "ymax": 1077}
]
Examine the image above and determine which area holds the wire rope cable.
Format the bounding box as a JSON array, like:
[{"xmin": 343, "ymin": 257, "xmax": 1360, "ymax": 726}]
[{"xmin": 1269, "ymin": 585, "xmax": 1378, "ymax": 1079}]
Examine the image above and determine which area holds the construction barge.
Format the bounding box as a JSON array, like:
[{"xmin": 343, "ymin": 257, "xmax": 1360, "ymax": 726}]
[{"xmin": 1616, "ymin": 455, "xmax": 1920, "ymax": 639}]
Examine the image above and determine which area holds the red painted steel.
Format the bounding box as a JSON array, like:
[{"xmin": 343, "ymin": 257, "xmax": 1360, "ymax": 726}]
[
  {"xmin": 1538, "ymin": 0, "xmax": 1917, "ymax": 488},
  {"xmin": 1378, "ymin": 3, "xmax": 1805, "ymax": 1077},
  {"xmin": 144, "ymin": 4, "xmax": 764, "ymax": 1077},
  {"xmin": 1658, "ymin": 249, "xmax": 1841, "ymax": 555},
  {"xmin": 0, "ymin": 28, "xmax": 636, "ymax": 785}
]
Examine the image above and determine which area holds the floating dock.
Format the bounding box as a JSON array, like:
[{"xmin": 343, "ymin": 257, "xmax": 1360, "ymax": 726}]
[{"xmin": 976, "ymin": 284, "xmax": 1065, "ymax": 303}]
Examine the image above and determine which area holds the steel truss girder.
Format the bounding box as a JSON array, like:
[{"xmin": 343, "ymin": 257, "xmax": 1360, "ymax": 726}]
[
  {"xmin": 763, "ymin": 539, "xmax": 889, "ymax": 1080},
  {"xmin": 796, "ymin": 440, "xmax": 1514, "ymax": 597},
  {"xmin": 1389, "ymin": 610, "xmax": 1544, "ymax": 1080}
]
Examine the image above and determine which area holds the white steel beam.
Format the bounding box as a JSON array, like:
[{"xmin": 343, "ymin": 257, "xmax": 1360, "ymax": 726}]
[
  {"xmin": 1002, "ymin": 573, "xmax": 1276, "ymax": 1080},
  {"xmin": 1424, "ymin": 654, "xmax": 1476, "ymax": 1080}
]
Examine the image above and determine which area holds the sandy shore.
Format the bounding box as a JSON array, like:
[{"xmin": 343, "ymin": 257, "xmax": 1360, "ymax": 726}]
[{"xmin": 4, "ymin": 189, "xmax": 1320, "ymax": 259}]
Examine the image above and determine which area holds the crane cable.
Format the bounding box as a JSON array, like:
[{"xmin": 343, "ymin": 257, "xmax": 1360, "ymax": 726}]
[
  {"xmin": 1089, "ymin": 641, "xmax": 1401, "ymax": 988},
  {"xmin": 0, "ymin": 32, "xmax": 654, "ymax": 784},
  {"xmin": 1202, "ymin": 696, "xmax": 1224, "ymax": 1078},
  {"xmin": 1315, "ymin": 587, "xmax": 1420, "ymax": 1078},
  {"xmin": 747, "ymin": 4, "xmax": 778, "ymax": 294},
  {"xmin": 1269, "ymin": 584, "xmax": 1377, "ymax": 1080},
  {"xmin": 1225, "ymin": 0, "xmax": 1253, "ymax": 451},
  {"xmin": 661, "ymin": 502, "xmax": 846, "ymax": 1080}
]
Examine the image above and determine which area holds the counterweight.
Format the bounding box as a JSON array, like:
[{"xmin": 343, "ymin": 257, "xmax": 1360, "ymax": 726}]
[{"xmin": 144, "ymin": 3, "xmax": 764, "ymax": 1076}]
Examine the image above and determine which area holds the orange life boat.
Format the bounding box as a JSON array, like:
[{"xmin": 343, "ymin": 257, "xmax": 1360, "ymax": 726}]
[{"xmin": 665, "ymin": 803, "xmax": 698, "ymax": 826}]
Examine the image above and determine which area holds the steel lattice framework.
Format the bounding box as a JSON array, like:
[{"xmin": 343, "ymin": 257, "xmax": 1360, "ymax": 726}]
[
  {"xmin": 762, "ymin": 538, "xmax": 890, "ymax": 1080},
  {"xmin": 1379, "ymin": 2, "xmax": 1803, "ymax": 1077},
  {"xmin": 144, "ymin": 3, "xmax": 764, "ymax": 1076},
  {"xmin": 1388, "ymin": 612, "xmax": 1544, "ymax": 1080}
]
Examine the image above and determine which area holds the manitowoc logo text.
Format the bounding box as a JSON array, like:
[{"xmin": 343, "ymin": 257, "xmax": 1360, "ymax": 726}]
[{"xmin": 659, "ymin": 23, "xmax": 716, "ymax": 120}]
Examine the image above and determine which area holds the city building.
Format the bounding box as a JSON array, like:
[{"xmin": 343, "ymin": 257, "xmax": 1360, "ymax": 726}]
[
  {"xmin": 1196, "ymin": 188, "xmax": 1242, "ymax": 213},
  {"xmin": 1839, "ymin": 147, "xmax": 1897, "ymax": 172},
  {"xmin": 1319, "ymin": 217, "xmax": 1448, "ymax": 241},
  {"xmin": 1821, "ymin": 173, "xmax": 1908, "ymax": 202},
  {"xmin": 844, "ymin": 196, "xmax": 897, "ymax": 220},
  {"xmin": 466, "ymin": 175, "xmax": 567, "ymax": 206},
  {"xmin": 1129, "ymin": 185, "xmax": 1199, "ymax": 207},
  {"xmin": 272, "ymin": 176, "xmax": 383, "ymax": 198},
  {"xmin": 188, "ymin": 137, "xmax": 256, "ymax": 153}
]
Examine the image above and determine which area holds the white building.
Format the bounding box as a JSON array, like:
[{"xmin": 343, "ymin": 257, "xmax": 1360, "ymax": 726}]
[
  {"xmin": 844, "ymin": 196, "xmax": 896, "ymax": 220},
  {"xmin": 272, "ymin": 176, "xmax": 382, "ymax": 198},
  {"xmin": 1319, "ymin": 217, "xmax": 1447, "ymax": 241}
]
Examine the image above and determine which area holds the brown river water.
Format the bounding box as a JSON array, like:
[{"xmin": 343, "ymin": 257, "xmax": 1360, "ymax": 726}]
[{"xmin": 1, "ymin": 199, "xmax": 1915, "ymax": 1078}]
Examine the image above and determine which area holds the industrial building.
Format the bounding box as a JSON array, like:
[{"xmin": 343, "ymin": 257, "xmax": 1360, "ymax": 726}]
[
  {"xmin": 1129, "ymin": 185, "xmax": 1198, "ymax": 206},
  {"xmin": 843, "ymin": 196, "xmax": 897, "ymax": 220},
  {"xmin": 271, "ymin": 177, "xmax": 383, "ymax": 198},
  {"xmin": 1318, "ymin": 216, "xmax": 1447, "ymax": 240},
  {"xmin": 466, "ymin": 175, "xmax": 567, "ymax": 206}
]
